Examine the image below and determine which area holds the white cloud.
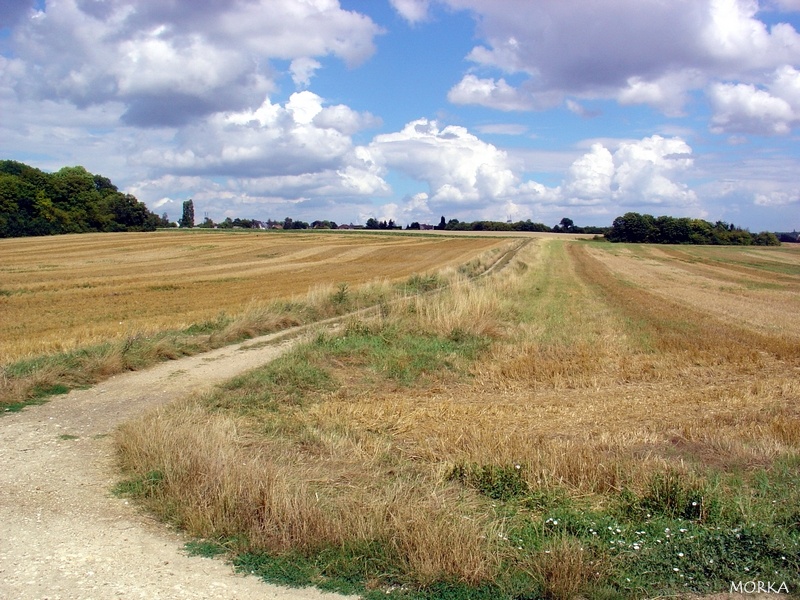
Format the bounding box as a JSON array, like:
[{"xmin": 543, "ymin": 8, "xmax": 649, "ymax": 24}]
[
  {"xmin": 617, "ymin": 71, "xmax": 705, "ymax": 117},
  {"xmin": 441, "ymin": 0, "xmax": 800, "ymax": 122},
  {"xmin": 370, "ymin": 119, "xmax": 519, "ymax": 205},
  {"xmin": 6, "ymin": 0, "xmax": 382, "ymax": 126},
  {"xmin": 448, "ymin": 75, "xmax": 539, "ymax": 111},
  {"xmin": 130, "ymin": 92, "xmax": 389, "ymax": 207},
  {"xmin": 367, "ymin": 118, "xmax": 699, "ymax": 221},
  {"xmin": 701, "ymin": 0, "xmax": 800, "ymax": 69},
  {"xmin": 765, "ymin": 0, "xmax": 800, "ymax": 10},
  {"xmin": 389, "ymin": 0, "xmax": 431, "ymax": 24},
  {"xmin": 754, "ymin": 190, "xmax": 800, "ymax": 206},
  {"xmin": 708, "ymin": 67, "xmax": 800, "ymax": 134},
  {"xmin": 313, "ymin": 104, "xmax": 382, "ymax": 135},
  {"xmin": 611, "ymin": 136, "xmax": 697, "ymax": 206},
  {"xmin": 290, "ymin": 58, "xmax": 322, "ymax": 88},
  {"xmin": 564, "ymin": 144, "xmax": 615, "ymax": 201}
]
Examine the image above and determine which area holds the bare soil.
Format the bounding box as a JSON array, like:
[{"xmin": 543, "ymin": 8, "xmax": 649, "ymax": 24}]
[{"xmin": 0, "ymin": 329, "xmax": 357, "ymax": 600}]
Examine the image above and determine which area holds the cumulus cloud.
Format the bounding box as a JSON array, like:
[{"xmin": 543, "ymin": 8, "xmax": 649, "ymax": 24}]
[
  {"xmin": 563, "ymin": 144, "xmax": 615, "ymax": 202},
  {"xmin": 554, "ymin": 136, "xmax": 699, "ymax": 211},
  {"xmin": 290, "ymin": 58, "xmax": 322, "ymax": 88},
  {"xmin": 610, "ymin": 136, "xmax": 697, "ymax": 206},
  {"xmin": 365, "ymin": 118, "xmax": 699, "ymax": 221},
  {"xmin": 369, "ymin": 119, "xmax": 519, "ymax": 205},
  {"xmin": 443, "ymin": 0, "xmax": 800, "ymax": 123},
  {"xmin": 709, "ymin": 66, "xmax": 800, "ymax": 134},
  {"xmin": 137, "ymin": 91, "xmax": 383, "ymax": 183},
  {"xmin": 7, "ymin": 0, "xmax": 382, "ymax": 126}
]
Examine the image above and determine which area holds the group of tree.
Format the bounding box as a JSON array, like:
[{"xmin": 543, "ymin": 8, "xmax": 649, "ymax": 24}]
[
  {"xmin": 365, "ymin": 217, "xmax": 402, "ymax": 230},
  {"xmin": 361, "ymin": 215, "xmax": 610, "ymax": 234},
  {"xmin": 550, "ymin": 217, "xmax": 608, "ymax": 234},
  {"xmin": 606, "ymin": 212, "xmax": 781, "ymax": 246},
  {"xmin": 0, "ymin": 160, "xmax": 168, "ymax": 238},
  {"xmin": 441, "ymin": 218, "xmax": 552, "ymax": 232}
]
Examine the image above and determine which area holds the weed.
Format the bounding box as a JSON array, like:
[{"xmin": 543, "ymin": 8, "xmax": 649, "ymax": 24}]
[
  {"xmin": 331, "ymin": 282, "xmax": 349, "ymax": 305},
  {"xmin": 620, "ymin": 470, "xmax": 723, "ymax": 523},
  {"xmin": 185, "ymin": 539, "xmax": 227, "ymax": 558},
  {"xmin": 404, "ymin": 273, "xmax": 444, "ymax": 293},
  {"xmin": 32, "ymin": 383, "xmax": 71, "ymax": 398},
  {"xmin": 113, "ymin": 470, "xmax": 165, "ymax": 499},
  {"xmin": 449, "ymin": 463, "xmax": 529, "ymax": 501}
]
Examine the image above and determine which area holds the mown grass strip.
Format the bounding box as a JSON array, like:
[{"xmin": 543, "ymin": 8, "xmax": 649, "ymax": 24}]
[{"xmin": 569, "ymin": 242, "xmax": 800, "ymax": 362}]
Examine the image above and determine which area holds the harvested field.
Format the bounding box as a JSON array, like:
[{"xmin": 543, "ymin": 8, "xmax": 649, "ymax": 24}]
[
  {"xmin": 116, "ymin": 238, "xmax": 800, "ymax": 598},
  {"xmin": 0, "ymin": 230, "xmax": 505, "ymax": 363}
]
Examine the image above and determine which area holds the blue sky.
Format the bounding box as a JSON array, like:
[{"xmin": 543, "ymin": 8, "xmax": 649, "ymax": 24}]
[{"xmin": 1, "ymin": 0, "xmax": 799, "ymax": 230}]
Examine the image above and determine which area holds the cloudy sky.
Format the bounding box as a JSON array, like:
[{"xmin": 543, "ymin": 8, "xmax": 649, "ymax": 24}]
[{"xmin": 2, "ymin": 0, "xmax": 799, "ymax": 230}]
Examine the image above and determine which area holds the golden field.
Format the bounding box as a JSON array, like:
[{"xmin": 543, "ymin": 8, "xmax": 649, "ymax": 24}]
[
  {"xmin": 116, "ymin": 238, "xmax": 800, "ymax": 597},
  {"xmin": 0, "ymin": 229, "xmax": 505, "ymax": 364}
]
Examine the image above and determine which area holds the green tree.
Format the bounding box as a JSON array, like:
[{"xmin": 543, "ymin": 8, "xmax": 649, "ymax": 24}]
[
  {"xmin": 557, "ymin": 217, "xmax": 575, "ymax": 232},
  {"xmin": 753, "ymin": 231, "xmax": 780, "ymax": 246},
  {"xmin": 180, "ymin": 199, "xmax": 195, "ymax": 228},
  {"xmin": 607, "ymin": 212, "xmax": 657, "ymax": 243}
]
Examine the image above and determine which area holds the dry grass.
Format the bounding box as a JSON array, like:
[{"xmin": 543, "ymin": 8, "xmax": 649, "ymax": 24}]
[
  {"xmin": 522, "ymin": 535, "xmax": 605, "ymax": 600},
  {"xmin": 0, "ymin": 230, "xmax": 504, "ymax": 363},
  {"xmin": 115, "ymin": 397, "xmax": 502, "ymax": 584},
  {"xmin": 115, "ymin": 238, "xmax": 800, "ymax": 594}
]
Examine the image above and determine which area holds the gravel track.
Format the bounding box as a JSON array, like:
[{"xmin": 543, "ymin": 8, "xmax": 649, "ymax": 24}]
[{"xmin": 0, "ymin": 330, "xmax": 357, "ymax": 600}]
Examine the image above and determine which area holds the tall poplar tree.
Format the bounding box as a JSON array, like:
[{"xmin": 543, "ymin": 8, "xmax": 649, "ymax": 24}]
[{"xmin": 180, "ymin": 199, "xmax": 195, "ymax": 228}]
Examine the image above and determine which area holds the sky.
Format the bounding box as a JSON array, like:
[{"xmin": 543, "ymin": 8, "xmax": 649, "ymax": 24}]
[{"xmin": 1, "ymin": 0, "xmax": 799, "ymax": 231}]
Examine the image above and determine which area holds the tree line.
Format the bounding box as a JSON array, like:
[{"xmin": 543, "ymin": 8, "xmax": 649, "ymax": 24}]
[
  {"xmin": 1, "ymin": 161, "xmax": 785, "ymax": 246},
  {"xmin": 606, "ymin": 212, "xmax": 781, "ymax": 245},
  {"xmin": 0, "ymin": 160, "xmax": 167, "ymax": 237}
]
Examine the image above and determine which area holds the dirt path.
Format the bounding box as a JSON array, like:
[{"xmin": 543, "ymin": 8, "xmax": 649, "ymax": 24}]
[{"xmin": 0, "ymin": 329, "xmax": 358, "ymax": 600}]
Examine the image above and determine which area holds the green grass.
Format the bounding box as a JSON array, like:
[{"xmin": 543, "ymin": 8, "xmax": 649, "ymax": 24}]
[
  {"xmin": 316, "ymin": 322, "xmax": 488, "ymax": 386},
  {"xmin": 234, "ymin": 547, "xmax": 506, "ymax": 600},
  {"xmin": 185, "ymin": 539, "xmax": 228, "ymax": 559},
  {"xmin": 205, "ymin": 321, "xmax": 489, "ymax": 420}
]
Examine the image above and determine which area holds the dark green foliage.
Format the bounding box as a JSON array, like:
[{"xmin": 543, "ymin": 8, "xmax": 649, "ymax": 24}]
[
  {"xmin": 365, "ymin": 217, "xmax": 401, "ymax": 230},
  {"xmin": 617, "ymin": 471, "xmax": 723, "ymax": 524},
  {"xmin": 449, "ymin": 463, "xmax": 530, "ymax": 500},
  {"xmin": 331, "ymin": 282, "xmax": 349, "ymax": 306},
  {"xmin": 0, "ymin": 160, "xmax": 162, "ymax": 237},
  {"xmin": 234, "ymin": 545, "xmax": 504, "ymax": 600},
  {"xmin": 179, "ymin": 199, "xmax": 195, "ymax": 228},
  {"xmin": 607, "ymin": 212, "xmax": 781, "ymax": 246},
  {"xmin": 185, "ymin": 540, "xmax": 228, "ymax": 558},
  {"xmin": 446, "ymin": 219, "xmax": 554, "ymax": 232}
]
